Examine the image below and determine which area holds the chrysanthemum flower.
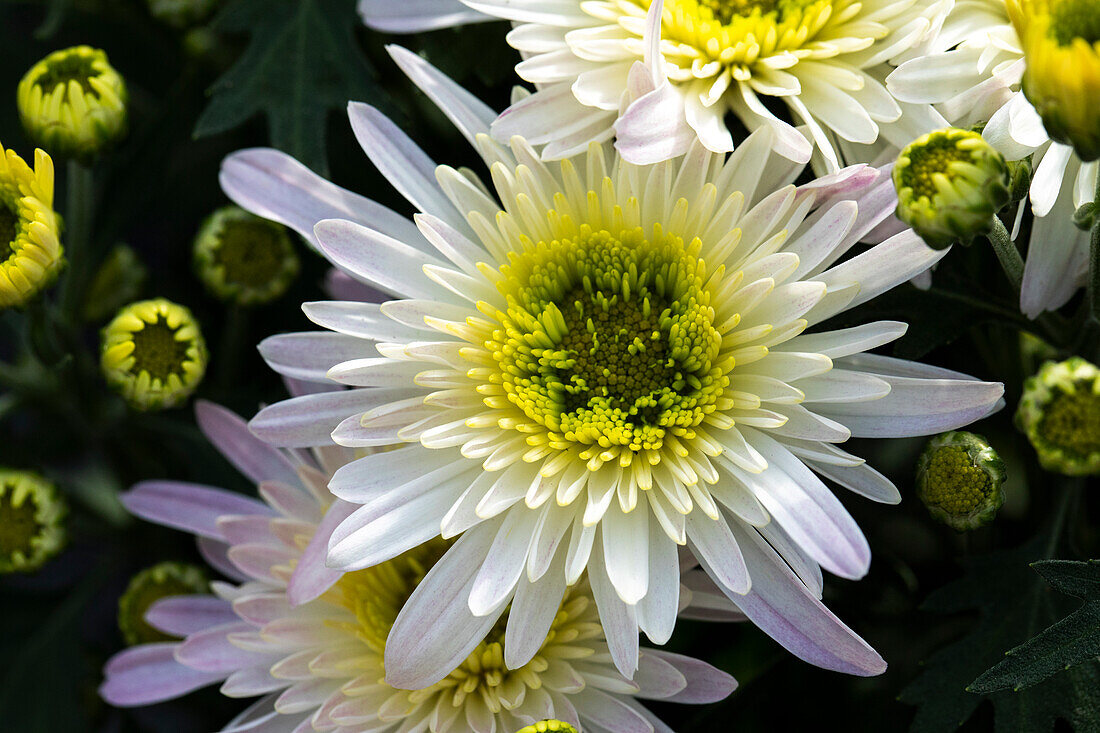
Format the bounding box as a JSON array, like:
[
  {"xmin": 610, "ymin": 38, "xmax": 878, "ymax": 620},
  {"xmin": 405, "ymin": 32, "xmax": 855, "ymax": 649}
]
[
  {"xmin": 886, "ymin": 0, "xmax": 1100, "ymax": 317},
  {"xmin": 225, "ymin": 49, "xmax": 1004, "ymax": 683},
  {"xmin": 100, "ymin": 401, "xmax": 737, "ymax": 732},
  {"xmin": 0, "ymin": 144, "xmax": 63, "ymax": 310},
  {"xmin": 359, "ymin": 0, "xmax": 949, "ymax": 170}
]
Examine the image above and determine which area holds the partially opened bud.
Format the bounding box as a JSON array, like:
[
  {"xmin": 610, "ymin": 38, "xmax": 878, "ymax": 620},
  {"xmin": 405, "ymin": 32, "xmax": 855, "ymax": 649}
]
[
  {"xmin": 0, "ymin": 144, "xmax": 63, "ymax": 309},
  {"xmin": 916, "ymin": 431, "xmax": 1006, "ymax": 531},
  {"xmin": 515, "ymin": 722, "xmax": 580, "ymax": 733},
  {"xmin": 193, "ymin": 206, "xmax": 298, "ymax": 306},
  {"xmin": 893, "ymin": 128, "xmax": 1011, "ymax": 249},
  {"xmin": 1010, "ymin": 0, "xmax": 1100, "ymax": 161},
  {"xmin": 17, "ymin": 46, "xmax": 128, "ymax": 162},
  {"xmin": 117, "ymin": 562, "xmax": 208, "ymax": 645},
  {"xmin": 0, "ymin": 470, "xmax": 66, "ymax": 574},
  {"xmin": 1017, "ymin": 357, "xmax": 1100, "ymax": 475}
]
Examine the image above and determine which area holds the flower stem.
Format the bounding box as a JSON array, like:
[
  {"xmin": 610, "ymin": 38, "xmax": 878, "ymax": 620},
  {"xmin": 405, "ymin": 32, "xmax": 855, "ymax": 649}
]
[
  {"xmin": 1089, "ymin": 181, "xmax": 1100, "ymax": 325},
  {"xmin": 60, "ymin": 160, "xmax": 95, "ymax": 318},
  {"xmin": 987, "ymin": 216, "xmax": 1024, "ymax": 292}
]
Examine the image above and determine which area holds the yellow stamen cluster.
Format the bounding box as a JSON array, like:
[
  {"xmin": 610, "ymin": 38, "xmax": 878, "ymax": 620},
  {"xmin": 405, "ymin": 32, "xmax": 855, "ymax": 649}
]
[
  {"xmin": 101, "ymin": 298, "xmax": 208, "ymax": 410},
  {"xmin": 117, "ymin": 562, "xmax": 209, "ymax": 646},
  {"xmin": 326, "ymin": 540, "xmax": 602, "ymax": 720},
  {"xmin": 485, "ymin": 225, "xmax": 728, "ymax": 461},
  {"xmin": 921, "ymin": 447, "xmax": 992, "ymax": 513},
  {"xmin": 1017, "ymin": 357, "xmax": 1100, "ymax": 475},
  {"xmin": 0, "ymin": 145, "xmax": 62, "ymax": 310},
  {"xmin": 17, "ymin": 46, "xmax": 128, "ymax": 161},
  {"xmin": 515, "ymin": 722, "xmax": 580, "ymax": 733},
  {"xmin": 0, "ymin": 470, "xmax": 66, "ymax": 574}
]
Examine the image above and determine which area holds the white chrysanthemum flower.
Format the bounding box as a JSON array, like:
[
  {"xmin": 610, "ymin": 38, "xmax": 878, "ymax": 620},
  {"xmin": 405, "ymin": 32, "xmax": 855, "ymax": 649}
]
[
  {"xmin": 360, "ymin": 0, "xmax": 949, "ymax": 170},
  {"xmin": 100, "ymin": 401, "xmax": 736, "ymax": 732},
  {"xmin": 887, "ymin": 0, "xmax": 1100, "ymax": 317},
  {"xmin": 223, "ymin": 48, "xmax": 1003, "ymax": 685}
]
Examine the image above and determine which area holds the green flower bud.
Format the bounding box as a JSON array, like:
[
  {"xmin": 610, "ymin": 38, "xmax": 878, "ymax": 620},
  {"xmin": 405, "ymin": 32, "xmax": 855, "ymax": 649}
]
[
  {"xmin": 1017, "ymin": 357, "xmax": 1100, "ymax": 475},
  {"xmin": 101, "ymin": 298, "xmax": 208, "ymax": 410},
  {"xmin": 117, "ymin": 562, "xmax": 208, "ymax": 646},
  {"xmin": 193, "ymin": 206, "xmax": 299, "ymax": 306},
  {"xmin": 82, "ymin": 244, "xmax": 147, "ymax": 322},
  {"xmin": 1010, "ymin": 0, "xmax": 1100, "ymax": 161},
  {"xmin": 0, "ymin": 470, "xmax": 66, "ymax": 574},
  {"xmin": 515, "ymin": 722, "xmax": 580, "ymax": 733},
  {"xmin": 145, "ymin": 0, "xmax": 220, "ymax": 28},
  {"xmin": 17, "ymin": 46, "xmax": 128, "ymax": 162},
  {"xmin": 916, "ymin": 431, "xmax": 1006, "ymax": 531},
  {"xmin": 893, "ymin": 128, "xmax": 1012, "ymax": 249}
]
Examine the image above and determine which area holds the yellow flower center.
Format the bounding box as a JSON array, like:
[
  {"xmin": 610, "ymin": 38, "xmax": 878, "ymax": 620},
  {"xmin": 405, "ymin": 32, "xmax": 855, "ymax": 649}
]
[
  {"xmin": 920, "ymin": 446, "xmax": 993, "ymax": 515},
  {"xmin": 897, "ymin": 134, "xmax": 978, "ymax": 201},
  {"xmin": 211, "ymin": 218, "xmax": 293, "ymax": 289},
  {"xmin": 129, "ymin": 317, "xmax": 196, "ymax": 382},
  {"xmin": 0, "ymin": 472, "xmax": 65, "ymax": 574},
  {"xmin": 327, "ymin": 540, "xmax": 600, "ymax": 717},
  {"xmin": 1048, "ymin": 0, "xmax": 1100, "ymax": 44},
  {"xmin": 487, "ymin": 226, "xmax": 728, "ymax": 456},
  {"xmin": 1040, "ymin": 389, "xmax": 1100, "ymax": 459},
  {"xmin": 0, "ymin": 480, "xmax": 43, "ymax": 559}
]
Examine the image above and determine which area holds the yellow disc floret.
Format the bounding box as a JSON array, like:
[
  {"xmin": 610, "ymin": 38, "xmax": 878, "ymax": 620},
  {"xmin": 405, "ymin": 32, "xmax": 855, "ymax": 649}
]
[
  {"xmin": 101, "ymin": 298, "xmax": 208, "ymax": 410},
  {"xmin": 515, "ymin": 721, "xmax": 581, "ymax": 733},
  {"xmin": 915, "ymin": 431, "xmax": 1006, "ymax": 531},
  {"xmin": 0, "ymin": 144, "xmax": 62, "ymax": 309},
  {"xmin": 17, "ymin": 46, "xmax": 128, "ymax": 161},
  {"xmin": 117, "ymin": 562, "xmax": 209, "ymax": 645},
  {"xmin": 0, "ymin": 470, "xmax": 66, "ymax": 574}
]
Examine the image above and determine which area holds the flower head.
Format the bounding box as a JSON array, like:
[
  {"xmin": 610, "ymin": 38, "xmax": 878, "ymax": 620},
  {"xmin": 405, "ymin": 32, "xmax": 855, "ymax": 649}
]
[
  {"xmin": 145, "ymin": 0, "xmax": 220, "ymax": 28},
  {"xmin": 193, "ymin": 205, "xmax": 299, "ymax": 305},
  {"xmin": 893, "ymin": 128, "xmax": 1011, "ymax": 249},
  {"xmin": 227, "ymin": 50, "xmax": 1004, "ymax": 682},
  {"xmin": 0, "ymin": 144, "xmax": 63, "ymax": 309},
  {"xmin": 101, "ymin": 298, "xmax": 208, "ymax": 410},
  {"xmin": 1017, "ymin": 357, "xmax": 1100, "ymax": 475},
  {"xmin": 118, "ymin": 562, "xmax": 208, "ymax": 646},
  {"xmin": 100, "ymin": 402, "xmax": 737, "ymax": 731},
  {"xmin": 361, "ymin": 0, "xmax": 948, "ymax": 169},
  {"xmin": 18, "ymin": 46, "xmax": 128, "ymax": 162},
  {"xmin": 0, "ymin": 470, "xmax": 66, "ymax": 574},
  {"xmin": 1010, "ymin": 0, "xmax": 1100, "ymax": 161},
  {"xmin": 915, "ymin": 431, "xmax": 1006, "ymax": 531}
]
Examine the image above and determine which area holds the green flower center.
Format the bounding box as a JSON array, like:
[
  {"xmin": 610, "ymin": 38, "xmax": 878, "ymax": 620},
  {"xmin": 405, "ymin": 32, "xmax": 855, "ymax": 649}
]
[
  {"xmin": 899, "ymin": 135, "xmax": 976, "ymax": 201},
  {"xmin": 118, "ymin": 563, "xmax": 208, "ymax": 646},
  {"xmin": 129, "ymin": 316, "xmax": 194, "ymax": 381},
  {"xmin": 212, "ymin": 219, "xmax": 293, "ymax": 289},
  {"xmin": 921, "ymin": 446, "xmax": 993, "ymax": 515},
  {"xmin": 33, "ymin": 52, "xmax": 98, "ymax": 92},
  {"xmin": 0, "ymin": 205, "xmax": 18, "ymax": 250},
  {"xmin": 0, "ymin": 481, "xmax": 43, "ymax": 559},
  {"xmin": 1039, "ymin": 388, "xmax": 1100, "ymax": 459},
  {"xmin": 1049, "ymin": 0, "xmax": 1100, "ymax": 45},
  {"xmin": 490, "ymin": 227, "xmax": 727, "ymax": 453},
  {"xmin": 695, "ymin": 0, "xmax": 819, "ymax": 23}
]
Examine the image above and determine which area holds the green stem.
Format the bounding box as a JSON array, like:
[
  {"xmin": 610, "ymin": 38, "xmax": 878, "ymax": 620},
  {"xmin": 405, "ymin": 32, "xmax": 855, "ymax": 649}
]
[
  {"xmin": 987, "ymin": 216, "xmax": 1025, "ymax": 293},
  {"xmin": 1042, "ymin": 479, "xmax": 1079, "ymax": 559},
  {"xmin": 59, "ymin": 160, "xmax": 95, "ymax": 318},
  {"xmin": 1090, "ymin": 188, "xmax": 1100, "ymax": 325}
]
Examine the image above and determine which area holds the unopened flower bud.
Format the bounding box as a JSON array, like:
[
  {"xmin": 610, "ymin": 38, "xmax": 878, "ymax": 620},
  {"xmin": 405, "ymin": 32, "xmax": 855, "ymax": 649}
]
[
  {"xmin": 893, "ymin": 128, "xmax": 1011, "ymax": 249},
  {"xmin": 1009, "ymin": 0, "xmax": 1100, "ymax": 161},
  {"xmin": 916, "ymin": 431, "xmax": 1006, "ymax": 531},
  {"xmin": 0, "ymin": 470, "xmax": 66, "ymax": 574},
  {"xmin": 145, "ymin": 0, "xmax": 219, "ymax": 28},
  {"xmin": 193, "ymin": 206, "xmax": 299, "ymax": 306},
  {"xmin": 17, "ymin": 46, "xmax": 128, "ymax": 162},
  {"xmin": 1017, "ymin": 357, "xmax": 1100, "ymax": 475},
  {"xmin": 101, "ymin": 298, "xmax": 208, "ymax": 410},
  {"xmin": 118, "ymin": 562, "xmax": 208, "ymax": 645}
]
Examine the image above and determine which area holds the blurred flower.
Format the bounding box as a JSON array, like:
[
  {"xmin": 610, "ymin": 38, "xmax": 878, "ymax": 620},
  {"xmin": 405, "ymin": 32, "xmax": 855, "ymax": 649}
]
[
  {"xmin": 100, "ymin": 402, "xmax": 737, "ymax": 731},
  {"xmin": 101, "ymin": 298, "xmax": 208, "ymax": 410},
  {"xmin": 117, "ymin": 562, "xmax": 208, "ymax": 646},
  {"xmin": 887, "ymin": 0, "xmax": 1099, "ymax": 318},
  {"xmin": 0, "ymin": 144, "xmax": 63, "ymax": 309},
  {"xmin": 893, "ymin": 128, "xmax": 1010, "ymax": 249},
  {"xmin": 193, "ymin": 205, "xmax": 299, "ymax": 306},
  {"xmin": 227, "ymin": 49, "xmax": 1004, "ymax": 682},
  {"xmin": 145, "ymin": 0, "xmax": 220, "ymax": 28},
  {"xmin": 81, "ymin": 244, "xmax": 147, "ymax": 322},
  {"xmin": 516, "ymin": 722, "xmax": 579, "ymax": 733},
  {"xmin": 1017, "ymin": 357, "xmax": 1100, "ymax": 476},
  {"xmin": 1010, "ymin": 0, "xmax": 1100, "ymax": 162},
  {"xmin": 17, "ymin": 46, "xmax": 128, "ymax": 161},
  {"xmin": 0, "ymin": 470, "xmax": 66, "ymax": 574},
  {"xmin": 359, "ymin": 0, "xmax": 949, "ymax": 170},
  {"xmin": 916, "ymin": 431, "xmax": 1006, "ymax": 531}
]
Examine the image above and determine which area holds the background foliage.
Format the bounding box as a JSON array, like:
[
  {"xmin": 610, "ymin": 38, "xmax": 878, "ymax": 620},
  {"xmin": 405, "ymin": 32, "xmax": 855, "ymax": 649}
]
[{"xmin": 0, "ymin": 1, "xmax": 1096, "ymax": 731}]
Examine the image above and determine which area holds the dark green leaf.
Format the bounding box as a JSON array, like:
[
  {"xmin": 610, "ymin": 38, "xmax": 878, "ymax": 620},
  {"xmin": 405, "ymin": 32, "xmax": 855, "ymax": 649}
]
[
  {"xmin": 970, "ymin": 560, "xmax": 1100, "ymax": 694},
  {"xmin": 194, "ymin": 0, "xmax": 390, "ymax": 174},
  {"xmin": 899, "ymin": 538, "xmax": 1100, "ymax": 732}
]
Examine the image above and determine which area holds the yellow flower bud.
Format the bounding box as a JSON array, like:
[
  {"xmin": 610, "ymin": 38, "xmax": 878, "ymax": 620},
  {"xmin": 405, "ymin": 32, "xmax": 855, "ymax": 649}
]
[
  {"xmin": 193, "ymin": 206, "xmax": 299, "ymax": 306},
  {"xmin": 0, "ymin": 144, "xmax": 63, "ymax": 309},
  {"xmin": 916, "ymin": 431, "xmax": 1006, "ymax": 531},
  {"xmin": 0, "ymin": 470, "xmax": 66, "ymax": 574},
  {"xmin": 117, "ymin": 562, "xmax": 209, "ymax": 645},
  {"xmin": 1017, "ymin": 357, "xmax": 1100, "ymax": 475}
]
